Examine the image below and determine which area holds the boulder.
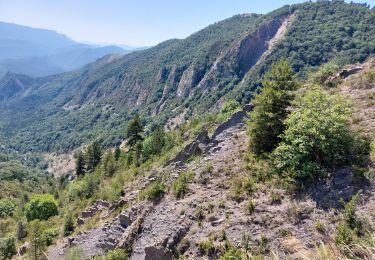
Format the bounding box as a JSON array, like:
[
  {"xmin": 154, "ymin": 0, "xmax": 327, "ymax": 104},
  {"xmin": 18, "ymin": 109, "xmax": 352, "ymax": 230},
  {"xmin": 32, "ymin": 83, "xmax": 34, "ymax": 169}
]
[{"xmin": 17, "ymin": 242, "xmax": 29, "ymax": 256}]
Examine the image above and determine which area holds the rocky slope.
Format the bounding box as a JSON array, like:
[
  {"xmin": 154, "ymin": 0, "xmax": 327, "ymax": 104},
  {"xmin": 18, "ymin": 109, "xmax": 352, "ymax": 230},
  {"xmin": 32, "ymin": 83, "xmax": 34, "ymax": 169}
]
[{"xmin": 47, "ymin": 61, "xmax": 375, "ymax": 259}]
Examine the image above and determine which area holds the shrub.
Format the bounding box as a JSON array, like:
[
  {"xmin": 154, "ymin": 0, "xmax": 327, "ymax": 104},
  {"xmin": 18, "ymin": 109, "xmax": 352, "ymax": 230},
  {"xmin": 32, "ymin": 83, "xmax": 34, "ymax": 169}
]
[
  {"xmin": 199, "ymin": 163, "xmax": 213, "ymax": 185},
  {"xmin": 41, "ymin": 228, "xmax": 59, "ymax": 246},
  {"xmin": 25, "ymin": 193, "xmax": 58, "ymax": 221},
  {"xmin": 272, "ymin": 86, "xmax": 358, "ymax": 180},
  {"xmin": 0, "ymin": 199, "xmax": 16, "ymax": 218},
  {"xmin": 343, "ymin": 194, "xmax": 361, "ymax": 230},
  {"xmin": 197, "ymin": 239, "xmax": 215, "ymax": 256},
  {"xmin": 310, "ymin": 61, "xmax": 339, "ymax": 85},
  {"xmin": 315, "ymin": 220, "xmax": 326, "ymax": 233},
  {"xmin": 245, "ymin": 200, "xmax": 255, "ymax": 214},
  {"xmin": 64, "ymin": 214, "xmax": 75, "ymax": 236},
  {"xmin": 370, "ymin": 141, "xmax": 375, "ymax": 162},
  {"xmin": 142, "ymin": 128, "xmax": 166, "ymax": 159},
  {"xmin": 270, "ymin": 191, "xmax": 282, "ymax": 205},
  {"xmin": 142, "ymin": 181, "xmax": 165, "ymax": 202},
  {"xmin": 195, "ymin": 206, "xmax": 205, "ymax": 226},
  {"xmin": 103, "ymin": 249, "xmax": 128, "ymax": 260},
  {"xmin": 177, "ymin": 238, "xmax": 190, "ymax": 256},
  {"xmin": 242, "ymin": 178, "xmax": 256, "ymax": 195},
  {"xmin": 220, "ymin": 247, "xmax": 243, "ymax": 259},
  {"xmin": 0, "ymin": 236, "xmax": 16, "ymax": 259},
  {"xmin": 335, "ymin": 223, "xmax": 356, "ymax": 245},
  {"xmin": 172, "ymin": 171, "xmax": 194, "ymax": 199}
]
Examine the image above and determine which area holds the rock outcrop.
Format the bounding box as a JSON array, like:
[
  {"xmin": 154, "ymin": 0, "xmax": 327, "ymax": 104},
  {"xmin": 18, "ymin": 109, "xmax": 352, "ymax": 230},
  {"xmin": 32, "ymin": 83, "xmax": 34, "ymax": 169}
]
[
  {"xmin": 17, "ymin": 242, "xmax": 29, "ymax": 256},
  {"xmin": 77, "ymin": 200, "xmax": 110, "ymax": 225},
  {"xmin": 48, "ymin": 202, "xmax": 152, "ymax": 260},
  {"xmin": 166, "ymin": 104, "xmax": 253, "ymax": 167}
]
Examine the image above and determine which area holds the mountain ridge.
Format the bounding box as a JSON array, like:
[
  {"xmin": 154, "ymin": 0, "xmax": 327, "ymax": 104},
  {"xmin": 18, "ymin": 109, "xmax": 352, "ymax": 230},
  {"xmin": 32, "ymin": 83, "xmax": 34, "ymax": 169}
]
[{"xmin": 0, "ymin": 1, "xmax": 374, "ymax": 153}]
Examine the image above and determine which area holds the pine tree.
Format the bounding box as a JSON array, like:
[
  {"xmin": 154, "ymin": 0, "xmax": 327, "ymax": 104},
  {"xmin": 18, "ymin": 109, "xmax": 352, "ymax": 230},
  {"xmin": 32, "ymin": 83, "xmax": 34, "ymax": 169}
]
[
  {"xmin": 75, "ymin": 151, "xmax": 85, "ymax": 176},
  {"xmin": 29, "ymin": 220, "xmax": 43, "ymax": 260},
  {"xmin": 103, "ymin": 151, "xmax": 117, "ymax": 177},
  {"xmin": 126, "ymin": 114, "xmax": 144, "ymax": 147},
  {"xmin": 16, "ymin": 221, "xmax": 27, "ymax": 240},
  {"xmin": 114, "ymin": 146, "xmax": 121, "ymax": 160},
  {"xmin": 86, "ymin": 141, "xmax": 102, "ymax": 172},
  {"xmin": 248, "ymin": 59, "xmax": 298, "ymax": 155}
]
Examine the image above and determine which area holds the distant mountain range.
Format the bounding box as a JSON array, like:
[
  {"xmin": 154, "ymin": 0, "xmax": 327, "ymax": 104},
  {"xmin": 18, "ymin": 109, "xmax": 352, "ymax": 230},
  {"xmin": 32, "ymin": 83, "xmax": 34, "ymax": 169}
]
[
  {"xmin": 0, "ymin": 22, "xmax": 135, "ymax": 77},
  {"xmin": 0, "ymin": 1, "xmax": 374, "ymax": 153}
]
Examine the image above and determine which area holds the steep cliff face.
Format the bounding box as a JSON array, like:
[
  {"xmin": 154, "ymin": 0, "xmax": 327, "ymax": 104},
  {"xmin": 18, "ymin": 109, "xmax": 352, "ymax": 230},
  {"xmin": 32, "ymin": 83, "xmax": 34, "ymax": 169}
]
[{"xmin": 192, "ymin": 14, "xmax": 290, "ymax": 97}]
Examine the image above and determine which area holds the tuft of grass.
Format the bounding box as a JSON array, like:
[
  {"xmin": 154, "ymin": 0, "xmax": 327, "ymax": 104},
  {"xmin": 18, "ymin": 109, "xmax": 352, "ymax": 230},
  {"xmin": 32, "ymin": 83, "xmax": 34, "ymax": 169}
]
[
  {"xmin": 270, "ymin": 191, "xmax": 282, "ymax": 205},
  {"xmin": 245, "ymin": 199, "xmax": 255, "ymax": 214},
  {"xmin": 314, "ymin": 220, "xmax": 326, "ymax": 234},
  {"xmin": 177, "ymin": 238, "xmax": 190, "ymax": 256},
  {"xmin": 197, "ymin": 239, "xmax": 215, "ymax": 256},
  {"xmin": 172, "ymin": 171, "xmax": 194, "ymax": 199},
  {"xmin": 141, "ymin": 181, "xmax": 166, "ymax": 202}
]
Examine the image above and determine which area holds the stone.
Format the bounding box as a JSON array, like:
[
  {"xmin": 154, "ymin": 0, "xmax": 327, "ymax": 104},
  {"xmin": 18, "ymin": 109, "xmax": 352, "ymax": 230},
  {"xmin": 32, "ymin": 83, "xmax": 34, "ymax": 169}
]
[{"xmin": 17, "ymin": 242, "xmax": 29, "ymax": 256}]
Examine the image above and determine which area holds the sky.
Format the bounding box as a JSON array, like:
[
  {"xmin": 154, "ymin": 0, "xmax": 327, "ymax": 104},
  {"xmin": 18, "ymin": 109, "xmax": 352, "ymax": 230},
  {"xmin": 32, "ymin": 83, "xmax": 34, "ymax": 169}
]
[{"xmin": 0, "ymin": 0, "xmax": 373, "ymax": 47}]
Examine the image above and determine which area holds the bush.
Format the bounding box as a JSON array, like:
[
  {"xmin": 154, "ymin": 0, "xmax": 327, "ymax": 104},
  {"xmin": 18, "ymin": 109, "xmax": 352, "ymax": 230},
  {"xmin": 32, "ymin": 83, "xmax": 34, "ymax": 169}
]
[
  {"xmin": 142, "ymin": 128, "xmax": 166, "ymax": 159},
  {"xmin": 335, "ymin": 223, "xmax": 356, "ymax": 245},
  {"xmin": 64, "ymin": 214, "xmax": 75, "ymax": 236},
  {"xmin": 177, "ymin": 238, "xmax": 190, "ymax": 256},
  {"xmin": 25, "ymin": 193, "xmax": 58, "ymax": 221},
  {"xmin": 142, "ymin": 181, "xmax": 165, "ymax": 202},
  {"xmin": 197, "ymin": 239, "xmax": 215, "ymax": 256},
  {"xmin": 220, "ymin": 247, "xmax": 243, "ymax": 260},
  {"xmin": 172, "ymin": 171, "xmax": 194, "ymax": 199},
  {"xmin": 0, "ymin": 236, "xmax": 16, "ymax": 259},
  {"xmin": 41, "ymin": 228, "xmax": 59, "ymax": 246},
  {"xmin": 245, "ymin": 200, "xmax": 255, "ymax": 214},
  {"xmin": 310, "ymin": 61, "xmax": 339, "ymax": 85},
  {"xmin": 103, "ymin": 249, "xmax": 128, "ymax": 260},
  {"xmin": 273, "ymin": 86, "xmax": 359, "ymax": 180},
  {"xmin": 0, "ymin": 199, "xmax": 16, "ymax": 218},
  {"xmin": 343, "ymin": 194, "xmax": 361, "ymax": 230}
]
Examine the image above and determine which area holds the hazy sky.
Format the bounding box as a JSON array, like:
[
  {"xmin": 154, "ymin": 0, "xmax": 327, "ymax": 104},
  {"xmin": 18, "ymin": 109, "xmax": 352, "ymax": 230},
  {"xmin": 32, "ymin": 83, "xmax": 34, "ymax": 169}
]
[{"xmin": 0, "ymin": 0, "xmax": 373, "ymax": 46}]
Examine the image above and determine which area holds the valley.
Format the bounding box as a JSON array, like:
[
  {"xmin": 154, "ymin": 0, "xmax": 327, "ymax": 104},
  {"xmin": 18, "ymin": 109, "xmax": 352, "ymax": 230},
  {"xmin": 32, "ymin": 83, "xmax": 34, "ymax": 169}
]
[{"xmin": 0, "ymin": 1, "xmax": 374, "ymax": 260}]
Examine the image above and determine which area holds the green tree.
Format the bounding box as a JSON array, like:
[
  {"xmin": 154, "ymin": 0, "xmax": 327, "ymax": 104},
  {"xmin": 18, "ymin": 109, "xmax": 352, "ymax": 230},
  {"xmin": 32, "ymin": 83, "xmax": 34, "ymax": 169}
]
[
  {"xmin": 29, "ymin": 220, "xmax": 43, "ymax": 260},
  {"xmin": 114, "ymin": 147, "xmax": 121, "ymax": 160},
  {"xmin": 86, "ymin": 141, "xmax": 102, "ymax": 172},
  {"xmin": 25, "ymin": 194, "xmax": 58, "ymax": 221},
  {"xmin": 102, "ymin": 151, "xmax": 118, "ymax": 177},
  {"xmin": 0, "ymin": 236, "xmax": 16, "ymax": 259},
  {"xmin": 142, "ymin": 128, "xmax": 166, "ymax": 159},
  {"xmin": 74, "ymin": 151, "xmax": 85, "ymax": 176},
  {"xmin": 16, "ymin": 221, "xmax": 27, "ymax": 240},
  {"xmin": 248, "ymin": 59, "xmax": 298, "ymax": 156},
  {"xmin": 272, "ymin": 86, "xmax": 356, "ymax": 180},
  {"xmin": 126, "ymin": 114, "xmax": 144, "ymax": 147},
  {"xmin": 0, "ymin": 199, "xmax": 16, "ymax": 218},
  {"xmin": 63, "ymin": 214, "xmax": 75, "ymax": 236}
]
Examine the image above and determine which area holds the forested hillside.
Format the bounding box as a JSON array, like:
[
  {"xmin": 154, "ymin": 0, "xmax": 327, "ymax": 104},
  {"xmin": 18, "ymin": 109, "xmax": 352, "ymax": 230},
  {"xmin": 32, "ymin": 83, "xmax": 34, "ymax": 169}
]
[
  {"xmin": 0, "ymin": 1, "xmax": 374, "ymax": 259},
  {"xmin": 0, "ymin": 1, "xmax": 373, "ymax": 154}
]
